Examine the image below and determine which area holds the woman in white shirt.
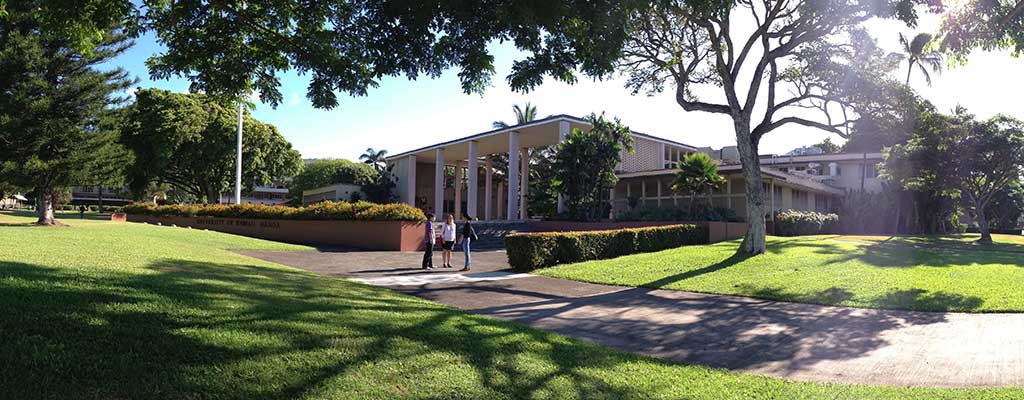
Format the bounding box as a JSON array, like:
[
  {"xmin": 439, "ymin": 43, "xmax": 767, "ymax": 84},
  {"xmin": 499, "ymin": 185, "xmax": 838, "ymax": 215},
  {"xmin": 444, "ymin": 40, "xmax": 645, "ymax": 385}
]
[{"xmin": 440, "ymin": 214, "xmax": 457, "ymax": 268}]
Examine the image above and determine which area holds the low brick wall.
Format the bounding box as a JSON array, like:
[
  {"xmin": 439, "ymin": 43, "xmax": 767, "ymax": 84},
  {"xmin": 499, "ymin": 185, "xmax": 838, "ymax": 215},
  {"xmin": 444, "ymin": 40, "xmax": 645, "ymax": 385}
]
[
  {"xmin": 526, "ymin": 220, "xmax": 747, "ymax": 244},
  {"xmin": 127, "ymin": 214, "xmax": 425, "ymax": 251}
]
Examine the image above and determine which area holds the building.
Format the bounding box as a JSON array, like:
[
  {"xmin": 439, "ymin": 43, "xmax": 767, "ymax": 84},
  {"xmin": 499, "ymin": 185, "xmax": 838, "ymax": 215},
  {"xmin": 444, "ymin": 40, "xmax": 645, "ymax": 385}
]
[
  {"xmin": 218, "ymin": 183, "xmax": 291, "ymax": 205},
  {"xmin": 70, "ymin": 186, "xmax": 133, "ymax": 206},
  {"xmin": 387, "ymin": 114, "xmax": 856, "ymax": 222},
  {"xmin": 1, "ymin": 193, "xmax": 27, "ymax": 209},
  {"xmin": 301, "ymin": 183, "xmax": 364, "ymax": 206}
]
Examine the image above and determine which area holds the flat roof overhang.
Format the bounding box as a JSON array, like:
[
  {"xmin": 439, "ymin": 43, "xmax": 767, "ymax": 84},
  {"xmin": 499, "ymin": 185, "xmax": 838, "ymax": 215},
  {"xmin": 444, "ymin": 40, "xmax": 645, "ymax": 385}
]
[{"xmin": 386, "ymin": 114, "xmax": 698, "ymax": 163}]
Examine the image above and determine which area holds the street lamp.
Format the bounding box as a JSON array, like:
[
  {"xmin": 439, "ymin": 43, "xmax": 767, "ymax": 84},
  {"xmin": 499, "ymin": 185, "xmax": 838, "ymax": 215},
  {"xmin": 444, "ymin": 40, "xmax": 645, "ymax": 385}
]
[{"xmin": 235, "ymin": 102, "xmax": 243, "ymax": 204}]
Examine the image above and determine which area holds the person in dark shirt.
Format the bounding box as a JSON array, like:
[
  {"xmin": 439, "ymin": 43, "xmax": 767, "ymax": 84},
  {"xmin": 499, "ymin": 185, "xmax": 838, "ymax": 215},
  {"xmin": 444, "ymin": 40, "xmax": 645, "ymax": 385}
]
[
  {"xmin": 457, "ymin": 215, "xmax": 479, "ymax": 271},
  {"xmin": 422, "ymin": 213, "xmax": 436, "ymax": 270}
]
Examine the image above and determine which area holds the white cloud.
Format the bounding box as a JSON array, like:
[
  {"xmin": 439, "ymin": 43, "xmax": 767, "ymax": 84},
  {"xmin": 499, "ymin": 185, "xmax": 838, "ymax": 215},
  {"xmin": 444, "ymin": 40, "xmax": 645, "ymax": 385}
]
[
  {"xmin": 126, "ymin": 87, "xmax": 137, "ymax": 97},
  {"xmin": 289, "ymin": 92, "xmax": 301, "ymax": 105},
  {"xmin": 248, "ymin": 91, "xmax": 261, "ymax": 102}
]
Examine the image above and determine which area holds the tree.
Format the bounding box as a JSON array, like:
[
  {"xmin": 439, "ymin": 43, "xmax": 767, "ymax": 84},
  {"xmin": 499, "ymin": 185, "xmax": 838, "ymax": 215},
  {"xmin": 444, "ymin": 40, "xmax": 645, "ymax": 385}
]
[
  {"xmin": 940, "ymin": 0, "xmax": 1024, "ymax": 60},
  {"xmin": 121, "ymin": 89, "xmax": 303, "ymax": 203},
  {"xmin": 492, "ymin": 103, "xmax": 540, "ymax": 129},
  {"xmin": 815, "ymin": 138, "xmax": 841, "ymax": 154},
  {"xmin": 0, "ymin": 4, "xmax": 134, "ymax": 225},
  {"xmin": 288, "ymin": 159, "xmax": 378, "ymax": 201},
  {"xmin": 948, "ymin": 115, "xmax": 1024, "ymax": 243},
  {"xmin": 359, "ymin": 148, "xmax": 389, "ymax": 172},
  {"xmin": 6, "ymin": 1, "xmax": 641, "ymax": 109},
  {"xmin": 672, "ymin": 153, "xmax": 727, "ymax": 216},
  {"xmin": 618, "ymin": 0, "xmax": 926, "ymax": 253},
  {"xmin": 552, "ymin": 114, "xmax": 633, "ymax": 221},
  {"xmin": 896, "ymin": 32, "xmax": 942, "ymax": 85}
]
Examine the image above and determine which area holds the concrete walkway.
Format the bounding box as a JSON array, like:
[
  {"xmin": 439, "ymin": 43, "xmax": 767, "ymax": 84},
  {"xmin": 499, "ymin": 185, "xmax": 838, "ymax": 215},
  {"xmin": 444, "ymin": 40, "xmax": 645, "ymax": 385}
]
[{"xmin": 239, "ymin": 249, "xmax": 1024, "ymax": 388}]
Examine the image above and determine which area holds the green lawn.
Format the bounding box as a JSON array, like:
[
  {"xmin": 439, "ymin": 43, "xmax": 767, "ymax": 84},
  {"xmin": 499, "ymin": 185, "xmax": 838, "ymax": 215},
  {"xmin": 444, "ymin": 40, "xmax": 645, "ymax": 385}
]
[
  {"xmin": 1, "ymin": 213, "xmax": 1021, "ymax": 399},
  {"xmin": 538, "ymin": 234, "xmax": 1024, "ymax": 313}
]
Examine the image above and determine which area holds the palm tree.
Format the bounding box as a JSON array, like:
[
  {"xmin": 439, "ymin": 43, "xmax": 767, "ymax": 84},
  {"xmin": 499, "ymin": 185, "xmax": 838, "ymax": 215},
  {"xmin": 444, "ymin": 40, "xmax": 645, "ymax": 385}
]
[
  {"xmin": 492, "ymin": 102, "xmax": 539, "ymax": 129},
  {"xmin": 671, "ymin": 152, "xmax": 727, "ymax": 216},
  {"xmin": 897, "ymin": 32, "xmax": 943, "ymax": 86},
  {"xmin": 359, "ymin": 148, "xmax": 388, "ymax": 172}
]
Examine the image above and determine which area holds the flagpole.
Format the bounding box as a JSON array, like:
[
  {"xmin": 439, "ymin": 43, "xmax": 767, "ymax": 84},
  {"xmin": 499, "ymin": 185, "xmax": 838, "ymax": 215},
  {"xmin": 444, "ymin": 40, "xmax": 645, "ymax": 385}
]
[{"xmin": 235, "ymin": 102, "xmax": 243, "ymax": 204}]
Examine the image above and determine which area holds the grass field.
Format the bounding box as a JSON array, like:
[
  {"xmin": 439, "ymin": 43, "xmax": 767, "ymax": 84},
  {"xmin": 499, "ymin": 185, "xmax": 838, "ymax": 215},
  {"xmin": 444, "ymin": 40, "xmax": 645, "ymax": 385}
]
[
  {"xmin": 1, "ymin": 212, "xmax": 1022, "ymax": 399},
  {"xmin": 538, "ymin": 234, "xmax": 1024, "ymax": 313}
]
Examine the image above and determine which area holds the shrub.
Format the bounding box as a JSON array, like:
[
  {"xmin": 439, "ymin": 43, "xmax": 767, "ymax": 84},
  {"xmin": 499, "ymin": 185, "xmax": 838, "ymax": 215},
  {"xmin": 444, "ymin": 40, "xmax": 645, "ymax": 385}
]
[
  {"xmin": 774, "ymin": 210, "xmax": 839, "ymax": 236},
  {"xmin": 614, "ymin": 205, "xmax": 739, "ymax": 222},
  {"xmin": 506, "ymin": 224, "xmax": 706, "ymax": 272},
  {"xmin": 122, "ymin": 201, "xmax": 426, "ymax": 222}
]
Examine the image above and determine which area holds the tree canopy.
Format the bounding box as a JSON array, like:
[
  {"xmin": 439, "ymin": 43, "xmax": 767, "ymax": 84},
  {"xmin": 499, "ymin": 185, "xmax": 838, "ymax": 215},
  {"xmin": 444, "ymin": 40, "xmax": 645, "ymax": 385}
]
[
  {"xmin": 3, "ymin": 0, "xmax": 644, "ymax": 109},
  {"xmin": 288, "ymin": 159, "xmax": 378, "ymax": 201},
  {"xmin": 617, "ymin": 0, "xmax": 931, "ymax": 253},
  {"xmin": 120, "ymin": 89, "xmax": 303, "ymax": 203},
  {"xmin": 552, "ymin": 114, "xmax": 633, "ymax": 221},
  {"xmin": 0, "ymin": 3, "xmax": 135, "ymax": 224}
]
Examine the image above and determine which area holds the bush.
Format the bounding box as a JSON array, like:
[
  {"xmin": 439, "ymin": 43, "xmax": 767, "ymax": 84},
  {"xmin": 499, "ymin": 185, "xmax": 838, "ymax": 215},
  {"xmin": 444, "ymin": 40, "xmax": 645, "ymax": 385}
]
[
  {"xmin": 774, "ymin": 210, "xmax": 839, "ymax": 236},
  {"xmin": 505, "ymin": 224, "xmax": 706, "ymax": 272},
  {"xmin": 122, "ymin": 201, "xmax": 426, "ymax": 222}
]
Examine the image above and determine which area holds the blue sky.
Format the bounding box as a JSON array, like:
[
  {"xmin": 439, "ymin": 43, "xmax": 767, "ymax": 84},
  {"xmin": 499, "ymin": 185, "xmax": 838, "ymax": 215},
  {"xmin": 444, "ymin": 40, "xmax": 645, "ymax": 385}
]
[{"xmin": 111, "ymin": 13, "xmax": 1024, "ymax": 161}]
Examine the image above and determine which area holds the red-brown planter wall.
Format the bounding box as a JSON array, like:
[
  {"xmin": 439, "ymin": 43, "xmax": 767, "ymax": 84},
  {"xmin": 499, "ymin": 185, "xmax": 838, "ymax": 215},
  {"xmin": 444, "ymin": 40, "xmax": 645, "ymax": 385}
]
[
  {"xmin": 127, "ymin": 214, "xmax": 425, "ymax": 251},
  {"xmin": 526, "ymin": 220, "xmax": 747, "ymax": 244}
]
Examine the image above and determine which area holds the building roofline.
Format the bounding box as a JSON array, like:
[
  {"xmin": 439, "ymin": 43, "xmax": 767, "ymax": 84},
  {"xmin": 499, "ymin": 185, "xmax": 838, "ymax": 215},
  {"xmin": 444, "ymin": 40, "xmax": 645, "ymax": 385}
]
[
  {"xmin": 617, "ymin": 166, "xmax": 845, "ymax": 195},
  {"xmin": 386, "ymin": 114, "xmax": 698, "ymax": 160},
  {"xmin": 758, "ymin": 152, "xmax": 884, "ymax": 164}
]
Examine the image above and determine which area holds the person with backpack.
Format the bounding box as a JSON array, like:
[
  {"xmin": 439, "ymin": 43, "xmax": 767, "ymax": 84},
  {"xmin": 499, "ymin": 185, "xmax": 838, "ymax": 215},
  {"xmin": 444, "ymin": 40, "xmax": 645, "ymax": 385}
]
[
  {"xmin": 458, "ymin": 216, "xmax": 479, "ymax": 271},
  {"xmin": 422, "ymin": 213, "xmax": 436, "ymax": 270}
]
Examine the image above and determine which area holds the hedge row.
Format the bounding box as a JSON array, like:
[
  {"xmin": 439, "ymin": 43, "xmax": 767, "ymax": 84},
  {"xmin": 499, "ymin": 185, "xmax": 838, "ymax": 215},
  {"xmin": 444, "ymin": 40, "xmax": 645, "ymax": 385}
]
[
  {"xmin": 122, "ymin": 201, "xmax": 426, "ymax": 222},
  {"xmin": 774, "ymin": 209, "xmax": 839, "ymax": 236},
  {"xmin": 505, "ymin": 224, "xmax": 706, "ymax": 272}
]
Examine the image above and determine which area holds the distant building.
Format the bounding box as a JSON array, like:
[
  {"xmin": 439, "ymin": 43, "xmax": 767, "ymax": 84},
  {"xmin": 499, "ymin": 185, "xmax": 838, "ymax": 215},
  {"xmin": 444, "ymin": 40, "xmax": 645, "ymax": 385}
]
[
  {"xmin": 70, "ymin": 186, "xmax": 133, "ymax": 206},
  {"xmin": 302, "ymin": 183, "xmax": 364, "ymax": 206}
]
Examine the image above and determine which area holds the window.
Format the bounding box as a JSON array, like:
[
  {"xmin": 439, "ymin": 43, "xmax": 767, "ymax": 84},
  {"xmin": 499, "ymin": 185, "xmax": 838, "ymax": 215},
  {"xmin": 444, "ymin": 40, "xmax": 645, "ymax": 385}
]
[{"xmin": 866, "ymin": 162, "xmax": 879, "ymax": 178}]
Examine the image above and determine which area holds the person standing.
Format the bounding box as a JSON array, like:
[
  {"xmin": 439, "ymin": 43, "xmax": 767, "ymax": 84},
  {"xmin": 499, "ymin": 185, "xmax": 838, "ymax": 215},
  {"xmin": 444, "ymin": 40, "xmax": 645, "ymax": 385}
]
[
  {"xmin": 458, "ymin": 216, "xmax": 479, "ymax": 271},
  {"xmin": 78, "ymin": 204, "xmax": 86, "ymax": 219},
  {"xmin": 422, "ymin": 213, "xmax": 436, "ymax": 270},
  {"xmin": 440, "ymin": 214, "xmax": 457, "ymax": 268}
]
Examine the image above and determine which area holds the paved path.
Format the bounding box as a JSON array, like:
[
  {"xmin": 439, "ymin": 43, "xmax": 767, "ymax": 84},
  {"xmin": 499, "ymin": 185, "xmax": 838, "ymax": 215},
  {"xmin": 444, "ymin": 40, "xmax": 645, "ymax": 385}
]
[{"xmin": 238, "ymin": 249, "xmax": 1024, "ymax": 388}]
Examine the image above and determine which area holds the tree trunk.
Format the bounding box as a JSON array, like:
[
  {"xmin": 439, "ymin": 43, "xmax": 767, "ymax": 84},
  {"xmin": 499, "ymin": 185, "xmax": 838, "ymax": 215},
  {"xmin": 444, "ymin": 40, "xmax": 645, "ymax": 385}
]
[
  {"xmin": 975, "ymin": 203, "xmax": 993, "ymax": 244},
  {"xmin": 892, "ymin": 192, "xmax": 902, "ymax": 234},
  {"xmin": 735, "ymin": 122, "xmax": 767, "ymax": 254},
  {"xmin": 97, "ymin": 186, "xmax": 104, "ymax": 214},
  {"xmin": 35, "ymin": 188, "xmax": 56, "ymax": 226}
]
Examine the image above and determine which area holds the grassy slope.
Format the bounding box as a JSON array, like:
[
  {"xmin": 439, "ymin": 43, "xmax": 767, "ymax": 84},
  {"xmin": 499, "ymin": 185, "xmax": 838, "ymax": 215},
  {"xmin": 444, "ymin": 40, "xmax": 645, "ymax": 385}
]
[
  {"xmin": 539, "ymin": 234, "xmax": 1024, "ymax": 312},
  {"xmin": 1, "ymin": 213, "xmax": 1021, "ymax": 399}
]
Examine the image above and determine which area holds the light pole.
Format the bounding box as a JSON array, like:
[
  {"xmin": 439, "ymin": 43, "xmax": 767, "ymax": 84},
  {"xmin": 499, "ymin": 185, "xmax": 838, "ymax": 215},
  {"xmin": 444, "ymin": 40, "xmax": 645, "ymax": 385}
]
[{"xmin": 234, "ymin": 102, "xmax": 243, "ymax": 204}]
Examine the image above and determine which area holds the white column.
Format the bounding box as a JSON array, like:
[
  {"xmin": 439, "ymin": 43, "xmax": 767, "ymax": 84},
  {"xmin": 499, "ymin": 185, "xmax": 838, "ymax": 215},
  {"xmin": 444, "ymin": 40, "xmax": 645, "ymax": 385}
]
[
  {"xmin": 656, "ymin": 179, "xmax": 662, "ymax": 206},
  {"xmin": 507, "ymin": 132, "xmax": 520, "ymax": 220},
  {"xmin": 497, "ymin": 181, "xmax": 505, "ymax": 219},
  {"xmin": 454, "ymin": 161, "xmax": 463, "ymax": 219},
  {"xmin": 467, "ymin": 141, "xmax": 479, "ymax": 220},
  {"xmin": 658, "ymin": 142, "xmax": 666, "ymax": 169},
  {"xmin": 519, "ymin": 147, "xmax": 530, "ymax": 220},
  {"xmin": 434, "ymin": 148, "xmax": 445, "ymax": 220},
  {"xmin": 726, "ymin": 177, "xmax": 732, "ymax": 209},
  {"xmin": 608, "ymin": 187, "xmax": 615, "ymax": 219},
  {"xmin": 641, "ymin": 179, "xmax": 646, "ymax": 206},
  {"xmin": 403, "ymin": 155, "xmax": 417, "ymax": 206},
  {"xmin": 484, "ymin": 157, "xmax": 493, "ymax": 220},
  {"xmin": 556, "ymin": 121, "xmax": 570, "ymax": 214}
]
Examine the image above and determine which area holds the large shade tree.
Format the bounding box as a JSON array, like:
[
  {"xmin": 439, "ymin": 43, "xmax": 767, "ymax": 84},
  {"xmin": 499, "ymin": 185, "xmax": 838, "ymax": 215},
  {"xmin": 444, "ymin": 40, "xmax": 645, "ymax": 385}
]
[
  {"xmin": 2, "ymin": 1, "xmax": 642, "ymax": 109},
  {"xmin": 617, "ymin": 0, "xmax": 928, "ymax": 253},
  {"xmin": 0, "ymin": 3, "xmax": 134, "ymax": 225},
  {"xmin": 948, "ymin": 115, "xmax": 1024, "ymax": 243},
  {"xmin": 121, "ymin": 89, "xmax": 303, "ymax": 203}
]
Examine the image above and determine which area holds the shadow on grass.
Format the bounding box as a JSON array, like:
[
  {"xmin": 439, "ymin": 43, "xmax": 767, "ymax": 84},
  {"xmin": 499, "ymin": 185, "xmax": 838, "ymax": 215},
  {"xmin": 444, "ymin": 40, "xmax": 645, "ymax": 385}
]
[
  {"xmin": 0, "ymin": 258, "xmax": 665, "ymax": 399},
  {"xmin": 735, "ymin": 284, "xmax": 985, "ymax": 312},
  {"xmin": 1, "ymin": 210, "xmax": 111, "ymax": 221}
]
